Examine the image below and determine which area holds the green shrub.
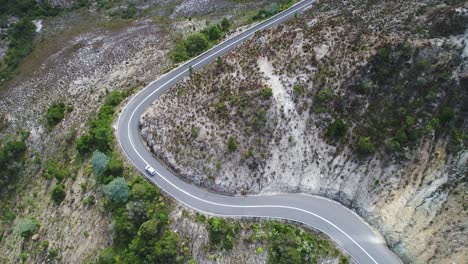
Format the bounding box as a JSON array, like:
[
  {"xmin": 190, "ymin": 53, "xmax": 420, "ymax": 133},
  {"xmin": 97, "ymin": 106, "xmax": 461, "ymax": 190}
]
[
  {"xmin": 0, "ymin": 18, "xmax": 36, "ymax": 83},
  {"xmin": 44, "ymin": 160, "xmax": 69, "ymax": 181},
  {"xmin": 202, "ymin": 24, "xmax": 223, "ymax": 41},
  {"xmin": 19, "ymin": 252, "xmax": 27, "ymax": 263},
  {"xmin": 206, "ymin": 217, "xmax": 236, "ymax": 250},
  {"xmin": 387, "ymin": 138, "xmax": 401, "ymax": 152},
  {"xmin": 46, "ymin": 103, "xmax": 66, "ymax": 128},
  {"xmin": 215, "ymin": 101, "xmax": 227, "ymax": 114},
  {"xmin": 227, "ymin": 137, "xmax": 238, "ymax": 152},
  {"xmin": 105, "ymin": 157, "xmax": 124, "ymax": 177},
  {"xmin": 170, "ymin": 42, "xmax": 189, "ymax": 63},
  {"xmin": 293, "ymin": 84, "xmax": 305, "ymax": 95},
  {"xmin": 0, "ymin": 139, "xmax": 27, "ymax": 190},
  {"xmin": 51, "ymin": 184, "xmax": 66, "ymax": 204},
  {"xmin": 261, "ymin": 88, "xmax": 273, "ymax": 98},
  {"xmin": 103, "ymin": 177, "xmax": 129, "ymax": 204},
  {"xmin": 153, "ymin": 231, "xmax": 179, "ymax": 263},
  {"xmin": 104, "ymin": 91, "xmax": 125, "ymax": 107},
  {"xmin": 265, "ymin": 221, "xmax": 344, "ymax": 264},
  {"xmin": 439, "ymin": 107, "xmax": 455, "ymax": 125},
  {"xmin": 14, "ymin": 218, "xmax": 40, "ymax": 238},
  {"xmin": 358, "ymin": 137, "xmax": 375, "ymax": 154},
  {"xmin": 76, "ymin": 134, "xmax": 93, "ymax": 155},
  {"xmin": 185, "ymin": 33, "xmax": 209, "ymax": 57},
  {"xmin": 0, "ymin": 0, "xmax": 59, "ymax": 18},
  {"xmin": 221, "ymin": 18, "xmax": 231, "ymax": 31},
  {"xmin": 47, "ymin": 247, "xmax": 59, "ymax": 259},
  {"xmin": 425, "ymin": 118, "xmax": 440, "ymax": 134},
  {"xmin": 112, "ymin": 212, "xmax": 137, "ymax": 245},
  {"xmin": 96, "ymin": 248, "xmax": 116, "ymax": 264},
  {"xmin": 91, "ymin": 151, "xmax": 110, "ymax": 178},
  {"xmin": 326, "ymin": 119, "xmax": 347, "ymax": 139},
  {"xmin": 76, "ymin": 92, "xmax": 125, "ymax": 155}
]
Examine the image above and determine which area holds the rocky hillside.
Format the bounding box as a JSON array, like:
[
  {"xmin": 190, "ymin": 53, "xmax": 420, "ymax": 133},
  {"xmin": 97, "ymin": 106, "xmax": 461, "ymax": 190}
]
[
  {"xmin": 140, "ymin": 0, "xmax": 468, "ymax": 263},
  {"xmin": 1, "ymin": 1, "xmax": 348, "ymax": 263}
]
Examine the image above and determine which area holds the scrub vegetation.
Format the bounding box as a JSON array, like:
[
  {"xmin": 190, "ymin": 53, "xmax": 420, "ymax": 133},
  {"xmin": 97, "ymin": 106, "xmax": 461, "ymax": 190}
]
[{"xmin": 170, "ymin": 18, "xmax": 231, "ymax": 63}]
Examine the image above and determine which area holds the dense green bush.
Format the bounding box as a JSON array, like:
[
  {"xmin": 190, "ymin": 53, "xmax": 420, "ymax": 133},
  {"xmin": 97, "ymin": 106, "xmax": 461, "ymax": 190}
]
[
  {"xmin": 0, "ymin": 139, "xmax": 27, "ymax": 190},
  {"xmin": 0, "ymin": 0, "xmax": 59, "ymax": 18},
  {"xmin": 248, "ymin": 222, "xmax": 347, "ymax": 264},
  {"xmin": 103, "ymin": 177, "xmax": 129, "ymax": 204},
  {"xmin": 43, "ymin": 160, "xmax": 69, "ymax": 181},
  {"xmin": 358, "ymin": 137, "xmax": 376, "ymax": 154},
  {"xmin": 14, "ymin": 218, "xmax": 39, "ymax": 238},
  {"xmin": 439, "ymin": 107, "xmax": 455, "ymax": 125},
  {"xmin": 95, "ymin": 248, "xmax": 116, "ymax": 264},
  {"xmin": 293, "ymin": 84, "xmax": 305, "ymax": 95},
  {"xmin": 51, "ymin": 184, "xmax": 66, "ymax": 204},
  {"xmin": 0, "ymin": 18, "xmax": 35, "ymax": 82},
  {"xmin": 170, "ymin": 19, "xmax": 231, "ymax": 63},
  {"xmin": 221, "ymin": 17, "xmax": 231, "ymax": 32},
  {"xmin": 91, "ymin": 151, "xmax": 110, "ymax": 178},
  {"xmin": 104, "ymin": 91, "xmax": 125, "ymax": 107},
  {"xmin": 76, "ymin": 91, "xmax": 126, "ymax": 155},
  {"xmin": 0, "ymin": 1, "xmax": 61, "ymax": 83},
  {"xmin": 105, "ymin": 157, "xmax": 124, "ymax": 177},
  {"xmin": 202, "ymin": 24, "xmax": 223, "ymax": 41},
  {"xmin": 227, "ymin": 137, "xmax": 238, "ymax": 152},
  {"xmin": 185, "ymin": 33, "xmax": 209, "ymax": 57},
  {"xmin": 96, "ymin": 177, "xmax": 189, "ymax": 263},
  {"xmin": 46, "ymin": 103, "xmax": 67, "ymax": 128},
  {"xmin": 206, "ymin": 217, "xmax": 237, "ymax": 250},
  {"xmin": 326, "ymin": 119, "xmax": 347, "ymax": 139},
  {"xmin": 261, "ymin": 88, "xmax": 273, "ymax": 98}
]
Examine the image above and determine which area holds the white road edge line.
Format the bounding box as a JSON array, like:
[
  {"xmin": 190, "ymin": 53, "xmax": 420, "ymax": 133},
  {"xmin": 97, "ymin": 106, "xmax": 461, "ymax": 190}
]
[{"xmin": 116, "ymin": 1, "xmax": 382, "ymax": 264}]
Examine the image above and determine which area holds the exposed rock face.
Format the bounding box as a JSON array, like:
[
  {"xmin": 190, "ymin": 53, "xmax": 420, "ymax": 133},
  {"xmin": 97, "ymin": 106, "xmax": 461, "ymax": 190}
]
[
  {"xmin": 140, "ymin": 0, "xmax": 468, "ymax": 263},
  {"xmin": 0, "ymin": 1, "xmax": 292, "ymax": 263}
]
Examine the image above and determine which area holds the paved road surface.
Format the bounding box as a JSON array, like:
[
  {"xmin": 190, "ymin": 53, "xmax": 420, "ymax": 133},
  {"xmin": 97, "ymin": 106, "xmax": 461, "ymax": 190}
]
[{"xmin": 116, "ymin": 1, "xmax": 402, "ymax": 263}]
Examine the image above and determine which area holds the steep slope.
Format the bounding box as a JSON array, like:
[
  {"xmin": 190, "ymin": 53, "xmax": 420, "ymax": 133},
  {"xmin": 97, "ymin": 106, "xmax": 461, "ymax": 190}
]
[
  {"xmin": 140, "ymin": 0, "xmax": 468, "ymax": 263},
  {"xmin": 1, "ymin": 1, "xmax": 319, "ymax": 263}
]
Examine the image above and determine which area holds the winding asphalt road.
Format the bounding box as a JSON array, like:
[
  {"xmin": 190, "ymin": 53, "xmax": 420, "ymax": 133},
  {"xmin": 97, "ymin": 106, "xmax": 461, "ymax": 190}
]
[{"xmin": 116, "ymin": 1, "xmax": 402, "ymax": 263}]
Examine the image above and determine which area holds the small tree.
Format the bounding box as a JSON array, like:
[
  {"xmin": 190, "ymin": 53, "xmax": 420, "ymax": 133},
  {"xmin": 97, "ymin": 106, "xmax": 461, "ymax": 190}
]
[
  {"xmin": 261, "ymin": 88, "xmax": 273, "ymax": 98},
  {"xmin": 206, "ymin": 217, "xmax": 236, "ymax": 250},
  {"xmin": 227, "ymin": 137, "xmax": 238, "ymax": 152},
  {"xmin": 326, "ymin": 119, "xmax": 347, "ymax": 139},
  {"xmin": 221, "ymin": 17, "xmax": 231, "ymax": 32},
  {"xmin": 202, "ymin": 24, "xmax": 223, "ymax": 41},
  {"xmin": 104, "ymin": 91, "xmax": 124, "ymax": 107},
  {"xmin": 91, "ymin": 151, "xmax": 110, "ymax": 177},
  {"xmin": 185, "ymin": 33, "xmax": 209, "ymax": 57},
  {"xmin": 51, "ymin": 184, "xmax": 66, "ymax": 204},
  {"xmin": 96, "ymin": 248, "xmax": 117, "ymax": 264},
  {"xmin": 439, "ymin": 107, "xmax": 455, "ymax": 125},
  {"xmin": 105, "ymin": 157, "xmax": 124, "ymax": 177},
  {"xmin": 76, "ymin": 133, "xmax": 93, "ymax": 155},
  {"xmin": 14, "ymin": 218, "xmax": 40, "ymax": 238},
  {"xmin": 46, "ymin": 103, "xmax": 66, "ymax": 128},
  {"xmin": 103, "ymin": 177, "xmax": 129, "ymax": 204},
  {"xmin": 358, "ymin": 137, "xmax": 375, "ymax": 154},
  {"xmin": 170, "ymin": 42, "xmax": 189, "ymax": 63}
]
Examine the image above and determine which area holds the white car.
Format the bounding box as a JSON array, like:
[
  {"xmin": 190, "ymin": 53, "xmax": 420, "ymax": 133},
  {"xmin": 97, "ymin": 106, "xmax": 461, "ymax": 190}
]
[{"xmin": 145, "ymin": 165, "xmax": 157, "ymax": 176}]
